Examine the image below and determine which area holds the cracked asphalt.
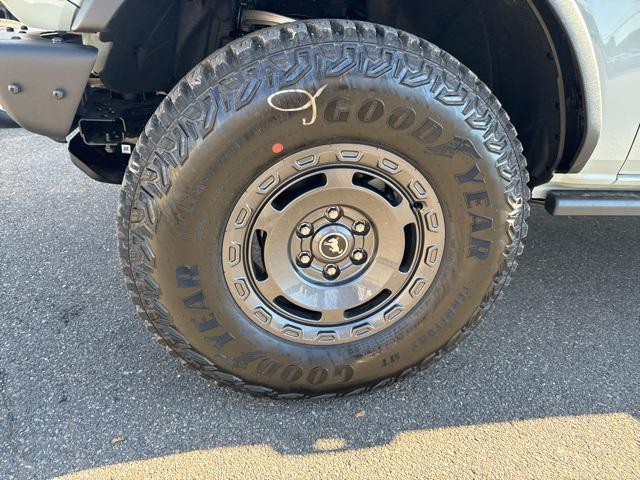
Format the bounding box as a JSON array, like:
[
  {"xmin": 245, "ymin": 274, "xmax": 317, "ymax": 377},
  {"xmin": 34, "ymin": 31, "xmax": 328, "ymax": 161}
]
[{"xmin": 0, "ymin": 129, "xmax": 639, "ymax": 479}]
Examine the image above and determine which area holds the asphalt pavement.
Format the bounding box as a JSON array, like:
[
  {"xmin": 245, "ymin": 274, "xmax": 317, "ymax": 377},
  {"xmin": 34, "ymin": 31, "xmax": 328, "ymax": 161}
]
[{"xmin": 0, "ymin": 129, "xmax": 638, "ymax": 479}]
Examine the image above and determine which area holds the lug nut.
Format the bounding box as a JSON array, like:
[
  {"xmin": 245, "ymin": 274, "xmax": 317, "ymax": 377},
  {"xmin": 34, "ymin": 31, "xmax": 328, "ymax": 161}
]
[
  {"xmin": 351, "ymin": 249, "xmax": 367, "ymax": 265},
  {"xmin": 323, "ymin": 263, "xmax": 340, "ymax": 280},
  {"xmin": 296, "ymin": 222, "xmax": 313, "ymax": 238},
  {"xmin": 325, "ymin": 206, "xmax": 342, "ymax": 222},
  {"xmin": 297, "ymin": 251, "xmax": 313, "ymax": 267},
  {"xmin": 352, "ymin": 220, "xmax": 369, "ymax": 235}
]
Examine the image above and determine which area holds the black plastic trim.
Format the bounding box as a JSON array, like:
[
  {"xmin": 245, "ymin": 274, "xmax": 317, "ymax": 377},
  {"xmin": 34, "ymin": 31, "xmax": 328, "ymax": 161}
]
[
  {"xmin": 68, "ymin": 133, "xmax": 128, "ymax": 184},
  {"xmin": 71, "ymin": 0, "xmax": 126, "ymax": 32},
  {"xmin": 0, "ymin": 109, "xmax": 19, "ymax": 128}
]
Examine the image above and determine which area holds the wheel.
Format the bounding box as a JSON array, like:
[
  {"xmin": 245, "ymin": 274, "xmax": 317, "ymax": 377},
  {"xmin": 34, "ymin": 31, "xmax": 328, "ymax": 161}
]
[{"xmin": 118, "ymin": 20, "xmax": 529, "ymax": 398}]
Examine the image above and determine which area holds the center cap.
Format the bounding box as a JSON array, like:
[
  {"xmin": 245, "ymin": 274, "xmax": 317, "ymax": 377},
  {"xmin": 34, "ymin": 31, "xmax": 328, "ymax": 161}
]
[{"xmin": 318, "ymin": 232, "xmax": 349, "ymax": 260}]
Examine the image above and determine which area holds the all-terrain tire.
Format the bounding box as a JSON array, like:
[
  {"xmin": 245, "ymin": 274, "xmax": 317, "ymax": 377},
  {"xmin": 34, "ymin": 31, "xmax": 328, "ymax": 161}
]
[{"xmin": 117, "ymin": 19, "xmax": 529, "ymax": 398}]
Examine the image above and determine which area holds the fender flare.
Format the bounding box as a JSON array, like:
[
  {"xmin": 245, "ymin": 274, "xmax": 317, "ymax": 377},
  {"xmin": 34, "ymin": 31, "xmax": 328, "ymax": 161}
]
[
  {"xmin": 71, "ymin": 0, "xmax": 126, "ymax": 33},
  {"xmin": 536, "ymin": 0, "xmax": 603, "ymax": 172}
]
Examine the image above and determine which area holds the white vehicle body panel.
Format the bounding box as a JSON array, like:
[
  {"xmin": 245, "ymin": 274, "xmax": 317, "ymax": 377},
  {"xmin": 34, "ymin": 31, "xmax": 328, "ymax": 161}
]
[
  {"xmin": 533, "ymin": 0, "xmax": 640, "ymax": 197},
  {"xmin": 619, "ymin": 128, "xmax": 640, "ymax": 175},
  {"xmin": 2, "ymin": 0, "xmax": 79, "ymax": 31}
]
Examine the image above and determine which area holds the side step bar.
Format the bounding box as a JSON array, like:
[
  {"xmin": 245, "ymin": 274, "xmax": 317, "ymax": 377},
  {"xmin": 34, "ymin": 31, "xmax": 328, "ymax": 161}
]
[{"xmin": 545, "ymin": 191, "xmax": 640, "ymax": 216}]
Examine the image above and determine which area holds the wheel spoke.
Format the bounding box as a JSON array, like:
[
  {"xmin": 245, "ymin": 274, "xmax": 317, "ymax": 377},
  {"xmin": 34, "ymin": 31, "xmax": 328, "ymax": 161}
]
[
  {"xmin": 323, "ymin": 168, "xmax": 356, "ymax": 189},
  {"xmin": 252, "ymin": 203, "xmax": 281, "ymax": 232},
  {"xmin": 382, "ymin": 270, "xmax": 411, "ymax": 293},
  {"xmin": 392, "ymin": 200, "xmax": 419, "ymax": 228},
  {"xmin": 319, "ymin": 307, "xmax": 348, "ymax": 325},
  {"xmin": 254, "ymin": 276, "xmax": 284, "ymax": 302}
]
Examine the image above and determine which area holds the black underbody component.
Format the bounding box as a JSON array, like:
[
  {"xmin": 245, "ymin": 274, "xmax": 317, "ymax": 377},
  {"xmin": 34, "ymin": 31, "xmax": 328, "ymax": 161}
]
[
  {"xmin": 0, "ymin": 109, "xmax": 19, "ymax": 128},
  {"xmin": 69, "ymin": 90, "xmax": 162, "ymax": 183},
  {"xmin": 76, "ymin": 89, "xmax": 162, "ymax": 144},
  {"xmin": 68, "ymin": 133, "xmax": 130, "ymax": 184}
]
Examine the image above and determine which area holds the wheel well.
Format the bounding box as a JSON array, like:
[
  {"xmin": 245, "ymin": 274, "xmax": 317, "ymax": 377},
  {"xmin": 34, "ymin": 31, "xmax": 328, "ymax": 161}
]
[
  {"xmin": 94, "ymin": 0, "xmax": 585, "ymax": 187},
  {"xmin": 362, "ymin": 0, "xmax": 585, "ymax": 186}
]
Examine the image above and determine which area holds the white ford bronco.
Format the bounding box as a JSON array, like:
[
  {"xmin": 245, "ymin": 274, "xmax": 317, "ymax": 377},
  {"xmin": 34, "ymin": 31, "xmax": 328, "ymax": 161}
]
[{"xmin": 1, "ymin": 0, "xmax": 638, "ymax": 397}]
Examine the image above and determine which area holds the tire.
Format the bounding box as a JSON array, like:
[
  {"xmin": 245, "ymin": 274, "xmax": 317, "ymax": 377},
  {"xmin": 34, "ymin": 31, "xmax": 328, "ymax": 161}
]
[{"xmin": 117, "ymin": 19, "xmax": 529, "ymax": 398}]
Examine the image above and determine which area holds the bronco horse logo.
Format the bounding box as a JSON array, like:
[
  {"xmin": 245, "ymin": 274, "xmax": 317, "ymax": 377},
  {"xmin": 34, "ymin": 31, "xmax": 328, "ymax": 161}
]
[
  {"xmin": 320, "ymin": 233, "xmax": 347, "ymax": 259},
  {"xmin": 324, "ymin": 237, "xmax": 343, "ymax": 255}
]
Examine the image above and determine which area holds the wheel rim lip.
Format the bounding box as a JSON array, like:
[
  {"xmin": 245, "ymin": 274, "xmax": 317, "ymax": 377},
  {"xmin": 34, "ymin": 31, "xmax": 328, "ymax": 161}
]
[{"xmin": 222, "ymin": 144, "xmax": 446, "ymax": 345}]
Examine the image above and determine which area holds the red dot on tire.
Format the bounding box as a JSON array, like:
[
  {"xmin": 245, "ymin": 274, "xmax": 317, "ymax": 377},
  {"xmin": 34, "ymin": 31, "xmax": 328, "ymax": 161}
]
[{"xmin": 272, "ymin": 143, "xmax": 284, "ymax": 154}]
